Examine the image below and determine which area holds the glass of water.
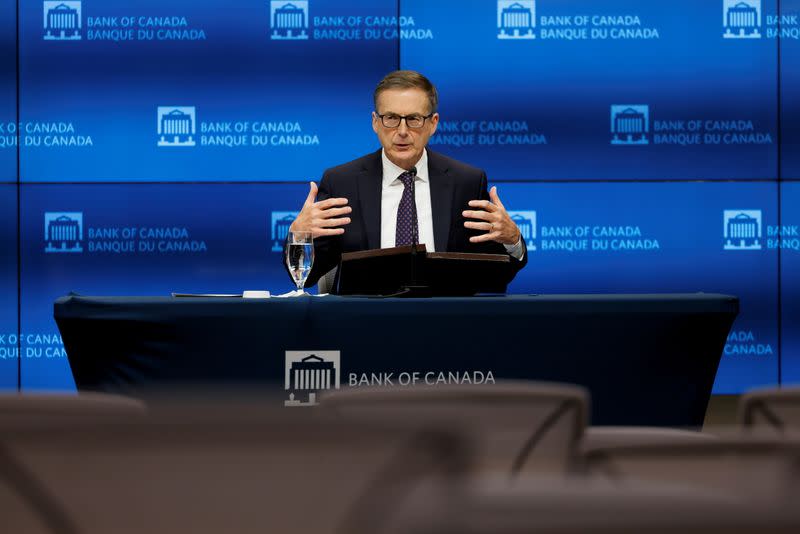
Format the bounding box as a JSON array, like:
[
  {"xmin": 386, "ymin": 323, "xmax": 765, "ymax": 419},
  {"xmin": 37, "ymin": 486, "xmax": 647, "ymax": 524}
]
[{"xmin": 286, "ymin": 231, "xmax": 314, "ymax": 291}]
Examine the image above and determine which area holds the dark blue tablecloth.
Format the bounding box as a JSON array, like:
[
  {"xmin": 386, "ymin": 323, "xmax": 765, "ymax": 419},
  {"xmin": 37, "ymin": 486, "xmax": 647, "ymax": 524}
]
[{"xmin": 54, "ymin": 293, "xmax": 738, "ymax": 426}]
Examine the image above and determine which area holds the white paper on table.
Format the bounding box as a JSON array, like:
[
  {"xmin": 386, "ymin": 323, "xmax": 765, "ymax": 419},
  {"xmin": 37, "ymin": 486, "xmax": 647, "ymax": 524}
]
[
  {"xmin": 273, "ymin": 289, "xmax": 308, "ymax": 298},
  {"xmin": 242, "ymin": 290, "xmax": 271, "ymax": 299}
]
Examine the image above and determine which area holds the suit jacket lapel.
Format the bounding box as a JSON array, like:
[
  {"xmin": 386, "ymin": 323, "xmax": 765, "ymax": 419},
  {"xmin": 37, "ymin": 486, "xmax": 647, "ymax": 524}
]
[
  {"xmin": 357, "ymin": 149, "xmax": 383, "ymax": 250},
  {"xmin": 428, "ymin": 150, "xmax": 453, "ymax": 252}
]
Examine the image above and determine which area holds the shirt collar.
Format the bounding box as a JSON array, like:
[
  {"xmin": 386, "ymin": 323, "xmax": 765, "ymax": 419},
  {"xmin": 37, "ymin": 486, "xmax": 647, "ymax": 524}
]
[{"xmin": 381, "ymin": 148, "xmax": 429, "ymax": 188}]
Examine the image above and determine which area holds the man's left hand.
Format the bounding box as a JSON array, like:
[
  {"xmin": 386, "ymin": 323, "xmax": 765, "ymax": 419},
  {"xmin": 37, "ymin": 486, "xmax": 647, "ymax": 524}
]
[{"xmin": 462, "ymin": 186, "xmax": 521, "ymax": 245}]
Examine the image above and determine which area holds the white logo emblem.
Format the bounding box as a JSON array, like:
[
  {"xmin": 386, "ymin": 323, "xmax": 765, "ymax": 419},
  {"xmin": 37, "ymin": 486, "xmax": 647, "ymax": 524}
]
[
  {"xmin": 270, "ymin": 1, "xmax": 309, "ymax": 40},
  {"xmin": 610, "ymin": 105, "xmax": 650, "ymax": 146},
  {"xmin": 285, "ymin": 351, "xmax": 340, "ymax": 406},
  {"xmin": 723, "ymin": 0, "xmax": 762, "ymax": 39},
  {"xmin": 271, "ymin": 211, "xmax": 299, "ymax": 252},
  {"xmin": 43, "ymin": 1, "xmax": 82, "ymax": 41},
  {"xmin": 44, "ymin": 212, "xmax": 83, "ymax": 253},
  {"xmin": 724, "ymin": 210, "xmax": 762, "ymax": 250},
  {"xmin": 509, "ymin": 211, "xmax": 537, "ymax": 251},
  {"xmin": 157, "ymin": 107, "xmax": 196, "ymax": 147},
  {"xmin": 497, "ymin": 1, "xmax": 536, "ymax": 40}
]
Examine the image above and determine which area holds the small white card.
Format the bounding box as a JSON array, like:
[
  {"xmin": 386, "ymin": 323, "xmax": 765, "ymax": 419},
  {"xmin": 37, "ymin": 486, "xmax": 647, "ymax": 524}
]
[{"xmin": 242, "ymin": 290, "xmax": 271, "ymax": 299}]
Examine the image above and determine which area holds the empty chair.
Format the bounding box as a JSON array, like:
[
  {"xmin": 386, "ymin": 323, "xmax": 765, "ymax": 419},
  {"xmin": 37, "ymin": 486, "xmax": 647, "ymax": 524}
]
[
  {"xmin": 320, "ymin": 381, "xmax": 588, "ymax": 477},
  {"xmin": 0, "ymin": 392, "xmax": 146, "ymax": 418},
  {"xmin": 392, "ymin": 476, "xmax": 800, "ymax": 534},
  {"xmin": 739, "ymin": 386, "xmax": 800, "ymax": 433},
  {"xmin": 0, "ymin": 473, "xmax": 58, "ymax": 534},
  {"xmin": 0, "ymin": 408, "xmax": 472, "ymax": 534},
  {"xmin": 582, "ymin": 437, "xmax": 800, "ymax": 506},
  {"xmin": 581, "ymin": 426, "xmax": 715, "ymax": 456}
]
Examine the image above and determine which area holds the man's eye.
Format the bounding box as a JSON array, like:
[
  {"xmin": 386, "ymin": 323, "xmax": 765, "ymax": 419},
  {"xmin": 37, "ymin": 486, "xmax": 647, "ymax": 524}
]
[
  {"xmin": 385, "ymin": 115, "xmax": 400, "ymax": 121},
  {"xmin": 407, "ymin": 115, "xmax": 423, "ymax": 122}
]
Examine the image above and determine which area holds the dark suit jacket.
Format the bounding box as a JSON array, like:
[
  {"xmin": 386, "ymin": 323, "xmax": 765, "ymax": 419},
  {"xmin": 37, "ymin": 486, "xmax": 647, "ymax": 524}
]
[{"xmin": 301, "ymin": 149, "xmax": 527, "ymax": 289}]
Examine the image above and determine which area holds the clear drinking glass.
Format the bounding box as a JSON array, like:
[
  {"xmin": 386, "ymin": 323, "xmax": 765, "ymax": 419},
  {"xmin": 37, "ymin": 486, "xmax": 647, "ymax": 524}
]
[{"xmin": 286, "ymin": 231, "xmax": 314, "ymax": 291}]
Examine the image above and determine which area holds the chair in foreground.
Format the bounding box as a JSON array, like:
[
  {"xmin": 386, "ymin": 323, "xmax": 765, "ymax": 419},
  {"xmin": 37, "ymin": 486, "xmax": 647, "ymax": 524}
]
[
  {"xmin": 581, "ymin": 437, "xmax": 800, "ymax": 505},
  {"xmin": 320, "ymin": 381, "xmax": 588, "ymax": 477},
  {"xmin": 392, "ymin": 477, "xmax": 800, "ymax": 534},
  {"xmin": 581, "ymin": 426, "xmax": 715, "ymax": 456},
  {"xmin": 0, "ymin": 392, "xmax": 146, "ymax": 418},
  {"xmin": 739, "ymin": 386, "xmax": 800, "ymax": 433},
  {"xmin": 0, "ymin": 409, "xmax": 472, "ymax": 534}
]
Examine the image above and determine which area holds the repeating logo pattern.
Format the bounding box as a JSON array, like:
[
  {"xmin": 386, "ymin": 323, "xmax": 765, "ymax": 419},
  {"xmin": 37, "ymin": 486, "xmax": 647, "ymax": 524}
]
[
  {"xmin": 723, "ymin": 210, "xmax": 762, "ymax": 250},
  {"xmin": 271, "ymin": 212, "xmax": 299, "ymax": 252},
  {"xmin": 509, "ymin": 211, "xmax": 537, "ymax": 251},
  {"xmin": 157, "ymin": 107, "xmax": 197, "ymax": 147},
  {"xmin": 610, "ymin": 105, "xmax": 650, "ymax": 145},
  {"xmin": 723, "ymin": 0, "xmax": 762, "ymax": 39},
  {"xmin": 284, "ymin": 351, "xmax": 340, "ymax": 406},
  {"xmin": 270, "ymin": 1, "xmax": 309, "ymax": 40},
  {"xmin": 497, "ymin": 1, "xmax": 536, "ymax": 39},
  {"xmin": 44, "ymin": 212, "xmax": 83, "ymax": 253},
  {"xmin": 43, "ymin": 1, "xmax": 82, "ymax": 41}
]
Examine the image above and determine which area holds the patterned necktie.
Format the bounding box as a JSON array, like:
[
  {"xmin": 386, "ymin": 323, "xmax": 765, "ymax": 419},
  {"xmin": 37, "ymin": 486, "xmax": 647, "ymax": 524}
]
[{"xmin": 395, "ymin": 170, "xmax": 418, "ymax": 246}]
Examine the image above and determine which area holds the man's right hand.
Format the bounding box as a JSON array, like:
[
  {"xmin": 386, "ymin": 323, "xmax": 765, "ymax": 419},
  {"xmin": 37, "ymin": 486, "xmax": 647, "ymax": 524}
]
[{"xmin": 289, "ymin": 182, "xmax": 352, "ymax": 238}]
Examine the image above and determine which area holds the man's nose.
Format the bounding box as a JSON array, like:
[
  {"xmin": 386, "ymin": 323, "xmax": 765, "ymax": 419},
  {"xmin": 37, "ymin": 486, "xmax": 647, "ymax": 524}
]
[{"xmin": 396, "ymin": 119, "xmax": 410, "ymax": 135}]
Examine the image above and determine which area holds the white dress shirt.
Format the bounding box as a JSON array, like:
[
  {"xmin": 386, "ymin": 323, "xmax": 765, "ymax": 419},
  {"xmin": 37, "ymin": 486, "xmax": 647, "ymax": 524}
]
[
  {"xmin": 379, "ymin": 148, "xmax": 524, "ymax": 259},
  {"xmin": 380, "ymin": 149, "xmax": 436, "ymax": 250}
]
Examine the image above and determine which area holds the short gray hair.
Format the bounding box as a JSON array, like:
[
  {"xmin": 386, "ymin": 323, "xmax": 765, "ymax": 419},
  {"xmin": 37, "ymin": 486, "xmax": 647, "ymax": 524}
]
[{"xmin": 373, "ymin": 70, "xmax": 438, "ymax": 114}]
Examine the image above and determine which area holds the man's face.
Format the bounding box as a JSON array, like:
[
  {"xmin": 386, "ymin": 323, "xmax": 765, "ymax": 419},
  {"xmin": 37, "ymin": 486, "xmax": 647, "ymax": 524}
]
[{"xmin": 372, "ymin": 87, "xmax": 439, "ymax": 170}]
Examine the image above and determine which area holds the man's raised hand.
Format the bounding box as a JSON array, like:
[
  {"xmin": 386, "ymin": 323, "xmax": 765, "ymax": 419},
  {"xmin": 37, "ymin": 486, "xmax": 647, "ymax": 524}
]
[
  {"xmin": 462, "ymin": 186, "xmax": 521, "ymax": 245},
  {"xmin": 289, "ymin": 182, "xmax": 352, "ymax": 238}
]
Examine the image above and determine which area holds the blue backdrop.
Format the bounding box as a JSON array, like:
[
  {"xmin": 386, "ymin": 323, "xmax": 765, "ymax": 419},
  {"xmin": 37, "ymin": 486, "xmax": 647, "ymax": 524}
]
[
  {"xmin": 781, "ymin": 183, "xmax": 800, "ymax": 386},
  {"xmin": 0, "ymin": 185, "xmax": 17, "ymax": 389},
  {"xmin": 3, "ymin": 0, "xmax": 798, "ymax": 393}
]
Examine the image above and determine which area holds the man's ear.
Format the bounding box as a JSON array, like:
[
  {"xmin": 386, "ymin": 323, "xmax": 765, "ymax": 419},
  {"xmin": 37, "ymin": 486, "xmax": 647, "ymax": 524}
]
[
  {"xmin": 429, "ymin": 113, "xmax": 440, "ymax": 135},
  {"xmin": 371, "ymin": 112, "xmax": 380, "ymax": 134}
]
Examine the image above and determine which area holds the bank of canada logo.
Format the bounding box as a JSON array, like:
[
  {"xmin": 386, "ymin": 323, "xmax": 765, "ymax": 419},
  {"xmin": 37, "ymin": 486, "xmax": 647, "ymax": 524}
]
[
  {"xmin": 270, "ymin": 1, "xmax": 309, "ymax": 40},
  {"xmin": 157, "ymin": 107, "xmax": 196, "ymax": 147},
  {"xmin": 44, "ymin": 212, "xmax": 83, "ymax": 253},
  {"xmin": 43, "ymin": 1, "xmax": 82, "ymax": 41},
  {"xmin": 723, "ymin": 0, "xmax": 761, "ymax": 39},
  {"xmin": 497, "ymin": 1, "xmax": 536, "ymax": 39},
  {"xmin": 271, "ymin": 211, "xmax": 299, "ymax": 252},
  {"xmin": 285, "ymin": 351, "xmax": 340, "ymax": 406},
  {"xmin": 724, "ymin": 210, "xmax": 762, "ymax": 250},
  {"xmin": 509, "ymin": 211, "xmax": 537, "ymax": 251},
  {"xmin": 610, "ymin": 105, "xmax": 649, "ymax": 146}
]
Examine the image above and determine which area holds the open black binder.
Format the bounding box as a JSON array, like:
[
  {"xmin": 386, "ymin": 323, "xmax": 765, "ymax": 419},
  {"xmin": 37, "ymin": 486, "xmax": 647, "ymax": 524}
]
[{"xmin": 333, "ymin": 245, "xmax": 511, "ymax": 297}]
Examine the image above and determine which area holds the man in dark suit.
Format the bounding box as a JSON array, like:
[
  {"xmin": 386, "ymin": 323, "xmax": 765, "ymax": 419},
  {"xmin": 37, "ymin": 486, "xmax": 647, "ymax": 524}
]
[{"xmin": 288, "ymin": 70, "xmax": 527, "ymax": 290}]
